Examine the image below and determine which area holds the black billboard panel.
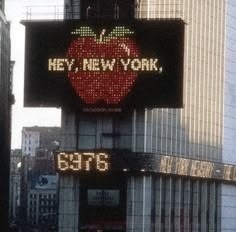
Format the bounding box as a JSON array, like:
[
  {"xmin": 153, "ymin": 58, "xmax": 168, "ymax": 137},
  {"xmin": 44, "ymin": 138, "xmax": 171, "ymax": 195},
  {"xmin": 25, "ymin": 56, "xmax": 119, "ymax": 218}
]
[{"xmin": 23, "ymin": 20, "xmax": 184, "ymax": 110}]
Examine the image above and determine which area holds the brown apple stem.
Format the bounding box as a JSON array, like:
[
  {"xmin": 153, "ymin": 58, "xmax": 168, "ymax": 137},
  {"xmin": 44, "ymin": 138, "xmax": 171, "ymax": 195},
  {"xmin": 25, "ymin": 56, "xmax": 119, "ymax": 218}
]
[{"xmin": 99, "ymin": 29, "xmax": 106, "ymax": 42}]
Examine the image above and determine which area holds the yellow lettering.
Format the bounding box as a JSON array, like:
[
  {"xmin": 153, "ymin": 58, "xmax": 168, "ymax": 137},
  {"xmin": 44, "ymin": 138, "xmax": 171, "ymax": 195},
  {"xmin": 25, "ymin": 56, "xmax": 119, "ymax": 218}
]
[
  {"xmin": 83, "ymin": 153, "xmax": 95, "ymax": 171},
  {"xmin": 224, "ymin": 165, "xmax": 233, "ymax": 180},
  {"xmin": 160, "ymin": 156, "xmax": 173, "ymax": 173},
  {"xmin": 71, "ymin": 153, "xmax": 82, "ymax": 171},
  {"xmin": 120, "ymin": 58, "xmax": 130, "ymax": 71},
  {"xmin": 131, "ymin": 59, "xmax": 141, "ymax": 71},
  {"xmin": 149, "ymin": 58, "xmax": 158, "ymax": 71},
  {"xmin": 175, "ymin": 158, "xmax": 190, "ymax": 175},
  {"xmin": 96, "ymin": 153, "xmax": 109, "ymax": 171},
  {"xmin": 201, "ymin": 162, "xmax": 214, "ymax": 178},
  {"xmin": 190, "ymin": 160, "xmax": 199, "ymax": 177},
  {"xmin": 58, "ymin": 153, "xmax": 68, "ymax": 171},
  {"xmin": 83, "ymin": 58, "xmax": 92, "ymax": 71},
  {"xmin": 141, "ymin": 58, "xmax": 149, "ymax": 71},
  {"xmin": 92, "ymin": 59, "xmax": 100, "ymax": 71},
  {"xmin": 65, "ymin": 58, "xmax": 75, "ymax": 71},
  {"xmin": 232, "ymin": 167, "xmax": 236, "ymax": 181},
  {"xmin": 56, "ymin": 59, "xmax": 64, "ymax": 71},
  {"xmin": 48, "ymin": 59, "xmax": 57, "ymax": 71},
  {"xmin": 101, "ymin": 58, "xmax": 116, "ymax": 71}
]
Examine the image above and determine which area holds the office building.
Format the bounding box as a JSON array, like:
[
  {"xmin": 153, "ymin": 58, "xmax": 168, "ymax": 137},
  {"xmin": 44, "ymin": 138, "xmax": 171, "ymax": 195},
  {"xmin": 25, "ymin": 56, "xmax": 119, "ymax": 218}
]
[
  {"xmin": 27, "ymin": 175, "xmax": 57, "ymax": 231},
  {"xmin": 20, "ymin": 126, "xmax": 60, "ymax": 230},
  {"xmin": 55, "ymin": 1, "xmax": 236, "ymax": 232}
]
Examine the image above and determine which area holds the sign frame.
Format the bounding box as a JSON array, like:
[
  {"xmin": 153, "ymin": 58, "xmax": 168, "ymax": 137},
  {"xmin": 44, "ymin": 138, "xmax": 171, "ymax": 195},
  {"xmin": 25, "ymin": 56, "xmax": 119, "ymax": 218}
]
[{"xmin": 23, "ymin": 19, "xmax": 185, "ymax": 110}]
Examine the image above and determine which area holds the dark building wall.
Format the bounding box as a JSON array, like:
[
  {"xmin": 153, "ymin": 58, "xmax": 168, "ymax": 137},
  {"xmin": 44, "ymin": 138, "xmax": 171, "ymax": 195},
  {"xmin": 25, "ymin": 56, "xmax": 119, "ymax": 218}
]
[
  {"xmin": 0, "ymin": 6, "xmax": 11, "ymax": 231},
  {"xmin": 38, "ymin": 127, "xmax": 61, "ymax": 149},
  {"xmin": 9, "ymin": 149, "xmax": 21, "ymax": 222},
  {"xmin": 0, "ymin": 0, "xmax": 4, "ymax": 12}
]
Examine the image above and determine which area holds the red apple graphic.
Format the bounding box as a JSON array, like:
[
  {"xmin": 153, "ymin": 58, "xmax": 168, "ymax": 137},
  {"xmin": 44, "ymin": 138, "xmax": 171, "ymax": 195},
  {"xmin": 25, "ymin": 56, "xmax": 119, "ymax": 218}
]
[{"xmin": 66, "ymin": 26, "xmax": 140, "ymax": 105}]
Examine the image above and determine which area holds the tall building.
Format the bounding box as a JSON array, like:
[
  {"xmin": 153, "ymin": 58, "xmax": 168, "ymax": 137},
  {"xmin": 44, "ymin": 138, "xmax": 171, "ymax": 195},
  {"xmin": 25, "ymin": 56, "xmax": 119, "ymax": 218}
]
[
  {"xmin": 21, "ymin": 0, "xmax": 236, "ymax": 231},
  {"xmin": 54, "ymin": 1, "xmax": 236, "ymax": 232},
  {"xmin": 0, "ymin": 0, "xmax": 12, "ymax": 230}
]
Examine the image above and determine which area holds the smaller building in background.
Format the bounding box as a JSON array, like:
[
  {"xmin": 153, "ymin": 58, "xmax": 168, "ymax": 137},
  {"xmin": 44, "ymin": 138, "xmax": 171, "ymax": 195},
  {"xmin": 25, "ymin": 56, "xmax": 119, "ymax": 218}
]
[
  {"xmin": 19, "ymin": 126, "xmax": 60, "ymax": 231},
  {"xmin": 27, "ymin": 175, "xmax": 57, "ymax": 231},
  {"xmin": 21, "ymin": 128, "xmax": 40, "ymax": 157},
  {"xmin": 9, "ymin": 149, "xmax": 22, "ymax": 224},
  {"xmin": 21, "ymin": 126, "xmax": 61, "ymax": 157}
]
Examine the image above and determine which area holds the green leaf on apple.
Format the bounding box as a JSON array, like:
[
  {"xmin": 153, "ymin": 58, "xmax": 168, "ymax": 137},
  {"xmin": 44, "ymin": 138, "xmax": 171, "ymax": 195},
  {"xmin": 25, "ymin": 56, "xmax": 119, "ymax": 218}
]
[{"xmin": 71, "ymin": 26, "xmax": 134, "ymax": 43}]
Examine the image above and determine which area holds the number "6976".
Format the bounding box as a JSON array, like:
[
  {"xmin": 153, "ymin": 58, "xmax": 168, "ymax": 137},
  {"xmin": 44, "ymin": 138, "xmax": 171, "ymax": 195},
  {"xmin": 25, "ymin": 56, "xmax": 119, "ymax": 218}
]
[{"xmin": 56, "ymin": 152, "xmax": 109, "ymax": 172}]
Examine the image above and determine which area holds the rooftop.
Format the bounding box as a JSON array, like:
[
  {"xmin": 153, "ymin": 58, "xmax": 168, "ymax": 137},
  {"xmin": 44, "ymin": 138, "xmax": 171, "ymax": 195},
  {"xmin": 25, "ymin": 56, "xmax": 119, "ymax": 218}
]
[{"xmin": 22, "ymin": 5, "xmax": 64, "ymax": 21}]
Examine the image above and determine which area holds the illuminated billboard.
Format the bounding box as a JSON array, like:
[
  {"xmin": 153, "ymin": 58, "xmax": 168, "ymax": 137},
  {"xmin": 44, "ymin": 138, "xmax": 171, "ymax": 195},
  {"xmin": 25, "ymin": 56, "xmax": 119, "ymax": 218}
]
[
  {"xmin": 23, "ymin": 20, "xmax": 184, "ymax": 110},
  {"xmin": 54, "ymin": 151, "xmax": 236, "ymax": 183}
]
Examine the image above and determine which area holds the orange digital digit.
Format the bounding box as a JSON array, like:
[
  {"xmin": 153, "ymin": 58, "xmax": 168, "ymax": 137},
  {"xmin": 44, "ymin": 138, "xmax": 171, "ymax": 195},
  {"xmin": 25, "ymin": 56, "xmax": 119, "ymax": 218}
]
[
  {"xmin": 57, "ymin": 152, "xmax": 110, "ymax": 172},
  {"xmin": 83, "ymin": 153, "xmax": 95, "ymax": 171},
  {"xmin": 96, "ymin": 153, "xmax": 109, "ymax": 171},
  {"xmin": 58, "ymin": 153, "xmax": 69, "ymax": 171},
  {"xmin": 72, "ymin": 153, "xmax": 82, "ymax": 170}
]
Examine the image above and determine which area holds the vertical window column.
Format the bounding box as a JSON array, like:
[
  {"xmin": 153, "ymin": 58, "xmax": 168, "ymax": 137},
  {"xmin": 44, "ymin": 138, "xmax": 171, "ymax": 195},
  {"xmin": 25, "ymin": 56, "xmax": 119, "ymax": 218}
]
[
  {"xmin": 208, "ymin": 182, "xmax": 216, "ymax": 232},
  {"xmin": 154, "ymin": 176, "xmax": 162, "ymax": 231},
  {"xmin": 183, "ymin": 180, "xmax": 191, "ymax": 232},
  {"xmin": 174, "ymin": 178, "xmax": 182, "ymax": 232},
  {"xmin": 200, "ymin": 182, "xmax": 208, "ymax": 232},
  {"xmin": 192, "ymin": 181, "xmax": 200, "ymax": 231},
  {"xmin": 164, "ymin": 177, "xmax": 172, "ymax": 231}
]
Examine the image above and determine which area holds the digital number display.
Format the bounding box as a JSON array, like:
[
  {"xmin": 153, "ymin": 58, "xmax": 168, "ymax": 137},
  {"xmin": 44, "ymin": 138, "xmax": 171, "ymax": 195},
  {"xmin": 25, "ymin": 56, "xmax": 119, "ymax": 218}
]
[
  {"xmin": 55, "ymin": 151, "xmax": 236, "ymax": 183},
  {"xmin": 56, "ymin": 152, "xmax": 109, "ymax": 172},
  {"xmin": 23, "ymin": 20, "xmax": 184, "ymax": 110}
]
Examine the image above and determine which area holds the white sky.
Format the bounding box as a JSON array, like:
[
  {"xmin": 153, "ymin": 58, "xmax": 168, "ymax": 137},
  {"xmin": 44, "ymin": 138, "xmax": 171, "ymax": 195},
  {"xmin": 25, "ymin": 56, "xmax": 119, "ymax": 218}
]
[{"xmin": 5, "ymin": 0, "xmax": 63, "ymax": 149}]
